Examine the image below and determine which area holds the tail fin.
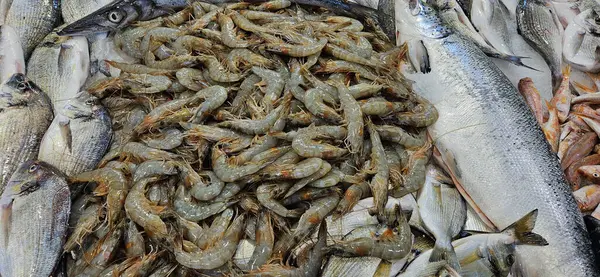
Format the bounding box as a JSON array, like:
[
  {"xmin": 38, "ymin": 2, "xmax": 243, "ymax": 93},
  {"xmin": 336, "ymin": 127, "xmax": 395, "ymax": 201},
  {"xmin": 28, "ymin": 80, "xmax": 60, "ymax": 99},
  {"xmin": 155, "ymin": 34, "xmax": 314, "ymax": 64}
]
[
  {"xmin": 429, "ymin": 238, "xmax": 461, "ymax": 270},
  {"xmin": 500, "ymin": 209, "xmax": 549, "ymax": 246}
]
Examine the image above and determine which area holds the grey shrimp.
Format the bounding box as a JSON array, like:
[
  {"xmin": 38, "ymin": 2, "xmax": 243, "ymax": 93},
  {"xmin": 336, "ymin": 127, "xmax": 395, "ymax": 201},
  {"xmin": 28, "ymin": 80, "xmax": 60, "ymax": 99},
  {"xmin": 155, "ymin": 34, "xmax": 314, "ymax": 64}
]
[
  {"xmin": 367, "ymin": 120, "xmax": 389, "ymax": 218},
  {"xmin": 252, "ymin": 66, "xmax": 285, "ymax": 112},
  {"xmin": 304, "ymin": 88, "xmax": 343, "ymax": 124},
  {"xmin": 218, "ymin": 13, "xmax": 253, "ymax": 48},
  {"xmin": 376, "ymin": 125, "xmax": 426, "ymax": 150},
  {"xmin": 337, "ymin": 83, "xmax": 364, "ymax": 155},
  {"xmin": 264, "ymin": 38, "xmax": 327, "ymax": 57},
  {"xmin": 173, "ymin": 186, "xmax": 234, "ymax": 221},
  {"xmin": 190, "ymin": 85, "xmax": 228, "ymax": 123},
  {"xmin": 198, "ymin": 54, "xmax": 247, "ymax": 82},
  {"xmin": 190, "ymin": 171, "xmax": 226, "ymax": 202},
  {"xmin": 124, "ymin": 176, "xmax": 169, "ymax": 239},
  {"xmin": 360, "ymin": 97, "xmax": 415, "ymax": 116},
  {"xmin": 284, "ymin": 161, "xmax": 333, "ymax": 199},
  {"xmin": 217, "ymin": 103, "xmax": 284, "ymax": 135},
  {"xmin": 292, "ymin": 125, "xmax": 348, "ymax": 159},
  {"xmin": 257, "ymin": 182, "xmax": 304, "ymax": 218},
  {"xmin": 226, "ymin": 49, "xmax": 273, "ymax": 72}
]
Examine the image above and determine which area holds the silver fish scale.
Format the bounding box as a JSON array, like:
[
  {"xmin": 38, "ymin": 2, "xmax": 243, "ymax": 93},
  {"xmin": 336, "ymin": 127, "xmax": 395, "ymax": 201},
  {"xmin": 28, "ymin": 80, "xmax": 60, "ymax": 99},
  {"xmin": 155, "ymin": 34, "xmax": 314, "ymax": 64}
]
[
  {"xmin": 4, "ymin": 0, "xmax": 59, "ymax": 57},
  {"xmin": 0, "ymin": 172, "xmax": 70, "ymax": 277},
  {"xmin": 0, "ymin": 100, "xmax": 53, "ymax": 195},
  {"xmin": 62, "ymin": 0, "xmax": 113, "ymax": 24},
  {"xmin": 420, "ymin": 31, "xmax": 598, "ymax": 276}
]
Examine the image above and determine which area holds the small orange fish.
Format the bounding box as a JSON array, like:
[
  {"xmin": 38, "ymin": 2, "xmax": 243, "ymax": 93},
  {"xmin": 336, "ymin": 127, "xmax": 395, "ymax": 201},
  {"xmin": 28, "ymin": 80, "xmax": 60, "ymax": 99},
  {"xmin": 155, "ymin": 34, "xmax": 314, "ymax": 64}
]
[
  {"xmin": 543, "ymin": 100, "xmax": 560, "ymax": 153},
  {"xmin": 552, "ymin": 65, "xmax": 572, "ymax": 123},
  {"xmin": 574, "ymin": 185, "xmax": 600, "ymax": 211},
  {"xmin": 561, "ymin": 132, "xmax": 597, "ymax": 170},
  {"xmin": 578, "ymin": 165, "xmax": 600, "ymax": 183},
  {"xmin": 518, "ymin": 77, "xmax": 544, "ymax": 126}
]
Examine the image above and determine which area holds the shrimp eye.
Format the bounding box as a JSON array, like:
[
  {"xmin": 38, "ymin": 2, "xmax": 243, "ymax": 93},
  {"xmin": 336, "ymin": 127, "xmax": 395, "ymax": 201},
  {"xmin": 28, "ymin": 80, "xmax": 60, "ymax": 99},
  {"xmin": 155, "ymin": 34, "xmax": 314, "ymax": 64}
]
[
  {"xmin": 107, "ymin": 10, "xmax": 125, "ymax": 23},
  {"xmin": 506, "ymin": 254, "xmax": 515, "ymax": 266},
  {"xmin": 28, "ymin": 163, "xmax": 39, "ymax": 172}
]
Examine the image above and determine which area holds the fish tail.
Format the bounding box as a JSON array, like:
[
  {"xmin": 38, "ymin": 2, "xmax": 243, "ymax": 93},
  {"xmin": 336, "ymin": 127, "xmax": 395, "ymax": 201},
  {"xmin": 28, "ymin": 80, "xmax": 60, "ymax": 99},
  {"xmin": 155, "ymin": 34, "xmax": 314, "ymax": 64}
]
[
  {"xmin": 429, "ymin": 239, "xmax": 460, "ymax": 270},
  {"xmin": 501, "ymin": 209, "xmax": 549, "ymax": 246}
]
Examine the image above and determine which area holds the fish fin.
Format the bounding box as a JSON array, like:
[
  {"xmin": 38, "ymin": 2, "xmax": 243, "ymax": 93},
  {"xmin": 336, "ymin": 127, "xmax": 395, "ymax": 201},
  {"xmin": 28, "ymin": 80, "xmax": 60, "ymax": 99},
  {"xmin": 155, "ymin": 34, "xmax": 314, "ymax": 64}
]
[
  {"xmin": 429, "ymin": 239, "xmax": 461, "ymax": 270},
  {"xmin": 496, "ymin": 54, "xmax": 541, "ymax": 72},
  {"xmin": 0, "ymin": 202, "xmax": 12, "ymax": 249},
  {"xmin": 500, "ymin": 209, "xmax": 549, "ymax": 246},
  {"xmin": 459, "ymin": 246, "xmax": 484, "ymax": 265},
  {"xmin": 59, "ymin": 119, "xmax": 73, "ymax": 153}
]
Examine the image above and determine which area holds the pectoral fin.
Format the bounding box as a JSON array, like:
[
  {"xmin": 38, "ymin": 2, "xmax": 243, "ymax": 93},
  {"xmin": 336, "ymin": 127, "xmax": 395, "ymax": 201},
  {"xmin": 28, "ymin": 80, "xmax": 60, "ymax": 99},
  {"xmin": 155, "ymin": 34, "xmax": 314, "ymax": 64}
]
[{"xmin": 59, "ymin": 119, "xmax": 72, "ymax": 153}]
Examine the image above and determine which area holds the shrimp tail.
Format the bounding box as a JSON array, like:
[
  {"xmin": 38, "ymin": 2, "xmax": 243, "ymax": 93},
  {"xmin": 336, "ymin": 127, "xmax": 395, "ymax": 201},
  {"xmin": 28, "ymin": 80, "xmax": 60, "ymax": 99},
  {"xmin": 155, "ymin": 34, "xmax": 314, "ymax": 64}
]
[{"xmin": 429, "ymin": 239, "xmax": 460, "ymax": 270}]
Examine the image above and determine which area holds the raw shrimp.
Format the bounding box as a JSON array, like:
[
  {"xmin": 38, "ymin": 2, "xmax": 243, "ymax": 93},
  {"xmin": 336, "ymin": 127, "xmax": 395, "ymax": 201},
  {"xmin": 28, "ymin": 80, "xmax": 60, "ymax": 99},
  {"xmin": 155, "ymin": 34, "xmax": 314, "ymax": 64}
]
[
  {"xmin": 391, "ymin": 145, "xmax": 432, "ymax": 197},
  {"xmin": 172, "ymin": 35, "xmax": 213, "ymax": 55},
  {"xmin": 190, "ymin": 171, "xmax": 225, "ymax": 201},
  {"xmin": 218, "ymin": 13, "xmax": 253, "ymax": 48},
  {"xmin": 72, "ymin": 225, "xmax": 124, "ymax": 276},
  {"xmin": 132, "ymin": 160, "xmax": 179, "ymax": 183},
  {"xmin": 143, "ymin": 128, "xmax": 184, "ymax": 150},
  {"xmin": 304, "ymin": 88, "xmax": 343, "ymax": 123},
  {"xmin": 360, "ymin": 97, "xmax": 415, "ymax": 116},
  {"xmin": 196, "ymin": 208, "xmax": 235, "ymax": 249},
  {"xmin": 217, "ymin": 104, "xmax": 284, "ymax": 135},
  {"xmin": 324, "ymin": 44, "xmax": 380, "ymax": 68},
  {"xmin": 181, "ymin": 123, "xmax": 254, "ymax": 153},
  {"xmin": 317, "ymin": 59, "xmax": 379, "ymax": 81},
  {"xmin": 191, "ymin": 85, "xmax": 228, "ymax": 123},
  {"xmin": 124, "ymin": 219, "xmax": 145, "ymax": 258},
  {"xmin": 198, "ymin": 54, "xmax": 247, "ymax": 82},
  {"xmin": 64, "ymin": 203, "xmax": 102, "ymax": 252},
  {"xmin": 106, "ymin": 61, "xmax": 176, "ymax": 75},
  {"xmin": 284, "ymin": 161, "xmax": 333, "ymax": 198},
  {"xmin": 347, "ymin": 83, "xmax": 383, "ymax": 99},
  {"xmin": 308, "ymin": 168, "xmax": 357, "ymax": 188},
  {"xmin": 376, "ymin": 125, "xmax": 426, "ymax": 150},
  {"xmin": 366, "ymin": 120, "xmax": 389, "ymax": 217},
  {"xmin": 121, "ymin": 252, "xmax": 160, "ymax": 277},
  {"xmin": 334, "ymin": 181, "xmax": 371, "ymax": 217},
  {"xmin": 252, "ymin": 0, "xmax": 291, "ymax": 11},
  {"xmin": 231, "ymin": 74, "xmax": 261, "ymax": 115},
  {"xmin": 252, "ymin": 66, "xmax": 285, "ymax": 111},
  {"xmin": 395, "ymin": 95, "xmax": 439, "ymax": 127},
  {"xmin": 120, "ymin": 73, "xmax": 173, "ymax": 94},
  {"xmin": 258, "ymin": 158, "xmax": 324, "ymax": 180},
  {"xmin": 212, "ymin": 144, "xmax": 285, "ymax": 182},
  {"xmin": 257, "ymin": 182, "xmax": 304, "ymax": 218},
  {"xmin": 173, "ymin": 186, "xmax": 234, "ymax": 221},
  {"xmin": 145, "ymin": 52, "xmax": 201, "ymax": 70},
  {"xmin": 246, "ymin": 210, "xmax": 275, "ymax": 271},
  {"xmin": 124, "ymin": 176, "xmax": 169, "ymax": 238},
  {"xmin": 282, "ymin": 187, "xmax": 339, "ymax": 206},
  {"xmin": 337, "ymin": 83, "xmax": 364, "ymax": 155},
  {"xmin": 174, "ymin": 214, "xmax": 246, "ymax": 270},
  {"xmin": 70, "ymin": 168, "xmax": 128, "ymax": 227},
  {"xmin": 227, "ymin": 49, "xmax": 273, "ymax": 72},
  {"xmin": 240, "ymin": 10, "xmax": 291, "ymax": 20},
  {"xmin": 100, "ymin": 142, "xmax": 179, "ymax": 166},
  {"xmin": 265, "ymin": 38, "xmax": 327, "ymax": 57},
  {"xmin": 292, "ymin": 125, "xmax": 348, "ymax": 158}
]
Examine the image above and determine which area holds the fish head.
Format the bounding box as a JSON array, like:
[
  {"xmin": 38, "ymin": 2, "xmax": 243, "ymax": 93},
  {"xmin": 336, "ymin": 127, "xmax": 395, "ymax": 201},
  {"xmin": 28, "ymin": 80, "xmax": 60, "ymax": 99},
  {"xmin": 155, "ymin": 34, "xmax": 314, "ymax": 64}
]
[
  {"xmin": 407, "ymin": 0, "xmax": 453, "ymax": 39},
  {"xmin": 0, "ymin": 161, "xmax": 62, "ymax": 205},
  {"xmin": 457, "ymin": 233, "xmax": 517, "ymax": 274},
  {"xmin": 0, "ymin": 73, "xmax": 48, "ymax": 108},
  {"xmin": 481, "ymin": 234, "xmax": 518, "ymax": 275},
  {"xmin": 62, "ymin": 91, "xmax": 109, "ymax": 121},
  {"xmin": 575, "ymin": 9, "xmax": 600, "ymax": 36},
  {"xmin": 57, "ymin": 0, "xmax": 159, "ymax": 36}
]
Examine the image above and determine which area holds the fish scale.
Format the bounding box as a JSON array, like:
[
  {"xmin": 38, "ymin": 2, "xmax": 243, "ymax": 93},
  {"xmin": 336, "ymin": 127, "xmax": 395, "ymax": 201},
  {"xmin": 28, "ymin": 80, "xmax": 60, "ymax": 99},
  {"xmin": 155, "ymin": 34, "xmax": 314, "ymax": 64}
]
[
  {"xmin": 4, "ymin": 0, "xmax": 60, "ymax": 58},
  {"xmin": 410, "ymin": 1, "xmax": 599, "ymax": 275}
]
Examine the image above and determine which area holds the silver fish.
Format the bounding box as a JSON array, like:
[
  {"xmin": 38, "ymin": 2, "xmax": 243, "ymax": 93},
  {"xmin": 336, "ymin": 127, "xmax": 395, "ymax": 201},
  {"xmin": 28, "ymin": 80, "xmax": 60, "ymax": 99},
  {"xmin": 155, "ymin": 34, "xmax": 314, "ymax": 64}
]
[
  {"xmin": 470, "ymin": 0, "xmax": 515, "ymax": 56},
  {"xmin": 517, "ymin": 0, "xmax": 564, "ymax": 91},
  {"xmin": 38, "ymin": 92, "xmax": 112, "ymax": 177},
  {"xmin": 62, "ymin": 0, "xmax": 114, "ymax": 24},
  {"xmin": 27, "ymin": 30, "xmax": 90, "ymax": 112},
  {"xmin": 563, "ymin": 8, "xmax": 600, "ymax": 73},
  {"xmin": 0, "ymin": 25, "xmax": 25, "ymax": 85},
  {"xmin": 4, "ymin": 0, "xmax": 60, "ymax": 58},
  {"xmin": 0, "ymin": 160, "xmax": 70, "ymax": 277},
  {"xmin": 0, "ymin": 73, "xmax": 53, "ymax": 195},
  {"xmin": 409, "ymin": 0, "xmax": 598, "ymax": 275},
  {"xmin": 417, "ymin": 164, "xmax": 466, "ymax": 269},
  {"xmin": 401, "ymin": 210, "xmax": 547, "ymax": 277}
]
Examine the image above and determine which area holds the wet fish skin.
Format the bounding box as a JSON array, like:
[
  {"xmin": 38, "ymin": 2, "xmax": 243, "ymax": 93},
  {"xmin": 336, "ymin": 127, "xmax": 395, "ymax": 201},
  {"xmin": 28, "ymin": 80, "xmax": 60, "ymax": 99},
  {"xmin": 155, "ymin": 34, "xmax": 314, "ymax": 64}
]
[
  {"xmin": 584, "ymin": 215, "xmax": 600, "ymax": 268},
  {"xmin": 563, "ymin": 9, "xmax": 600, "ymax": 73},
  {"xmin": 410, "ymin": 0, "xmax": 598, "ymax": 275},
  {"xmin": 27, "ymin": 30, "xmax": 90, "ymax": 113},
  {"xmin": 517, "ymin": 0, "xmax": 564, "ymax": 91},
  {"xmin": 62, "ymin": 0, "xmax": 114, "ymax": 24},
  {"xmin": 38, "ymin": 92, "xmax": 113, "ymax": 177},
  {"xmin": 471, "ymin": 0, "xmax": 514, "ymax": 56},
  {"xmin": 417, "ymin": 164, "xmax": 466, "ymax": 269},
  {"xmin": 0, "ymin": 25, "xmax": 25, "ymax": 85},
  {"xmin": 0, "ymin": 160, "xmax": 70, "ymax": 277},
  {"xmin": 0, "ymin": 73, "xmax": 53, "ymax": 195},
  {"xmin": 4, "ymin": 0, "xmax": 60, "ymax": 58}
]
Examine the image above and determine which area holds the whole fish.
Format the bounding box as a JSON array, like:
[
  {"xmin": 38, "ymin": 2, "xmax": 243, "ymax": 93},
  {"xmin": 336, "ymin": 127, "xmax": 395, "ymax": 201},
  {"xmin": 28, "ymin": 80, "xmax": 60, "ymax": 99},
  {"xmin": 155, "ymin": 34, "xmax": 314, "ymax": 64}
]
[
  {"xmin": 409, "ymin": 0, "xmax": 598, "ymax": 275},
  {"xmin": 38, "ymin": 92, "xmax": 113, "ymax": 177},
  {"xmin": 4, "ymin": 0, "xmax": 60, "ymax": 58},
  {"xmin": 58, "ymin": 0, "xmax": 395, "ymax": 40},
  {"xmin": 0, "ymin": 25, "xmax": 25, "ymax": 85},
  {"xmin": 27, "ymin": 30, "xmax": 90, "ymax": 112},
  {"xmin": 401, "ymin": 210, "xmax": 547, "ymax": 277},
  {"xmin": 62, "ymin": 0, "xmax": 114, "ymax": 24},
  {"xmin": 0, "ymin": 73, "xmax": 53, "ymax": 195},
  {"xmin": 417, "ymin": 164, "xmax": 466, "ymax": 269},
  {"xmin": 0, "ymin": 160, "xmax": 70, "ymax": 277},
  {"xmin": 470, "ymin": 0, "xmax": 515, "ymax": 56},
  {"xmin": 517, "ymin": 0, "xmax": 564, "ymax": 91},
  {"xmin": 563, "ymin": 9, "xmax": 600, "ymax": 73}
]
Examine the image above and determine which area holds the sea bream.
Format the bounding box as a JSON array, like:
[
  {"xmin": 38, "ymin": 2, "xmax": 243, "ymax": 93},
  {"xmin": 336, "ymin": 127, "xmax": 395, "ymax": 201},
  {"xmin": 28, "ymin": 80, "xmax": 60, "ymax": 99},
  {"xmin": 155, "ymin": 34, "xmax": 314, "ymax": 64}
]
[{"xmin": 407, "ymin": 0, "xmax": 598, "ymax": 275}]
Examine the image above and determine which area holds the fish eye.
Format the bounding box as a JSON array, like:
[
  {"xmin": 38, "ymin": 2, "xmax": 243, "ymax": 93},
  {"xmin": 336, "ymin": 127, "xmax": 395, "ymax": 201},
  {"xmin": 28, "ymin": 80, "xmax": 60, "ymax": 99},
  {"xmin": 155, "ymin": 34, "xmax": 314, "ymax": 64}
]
[
  {"xmin": 107, "ymin": 10, "xmax": 125, "ymax": 24},
  {"xmin": 28, "ymin": 163, "xmax": 39, "ymax": 172},
  {"xmin": 506, "ymin": 254, "xmax": 515, "ymax": 266},
  {"xmin": 594, "ymin": 173, "xmax": 599, "ymax": 178},
  {"xmin": 85, "ymin": 99, "xmax": 94, "ymax": 106},
  {"xmin": 17, "ymin": 82, "xmax": 27, "ymax": 90}
]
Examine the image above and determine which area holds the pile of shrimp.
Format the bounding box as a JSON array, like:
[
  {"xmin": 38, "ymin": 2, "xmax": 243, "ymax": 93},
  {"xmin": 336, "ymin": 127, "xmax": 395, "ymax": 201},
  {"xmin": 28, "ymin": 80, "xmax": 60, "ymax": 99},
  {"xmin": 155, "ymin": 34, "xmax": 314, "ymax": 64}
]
[
  {"xmin": 520, "ymin": 66, "xmax": 600, "ymax": 222},
  {"xmin": 65, "ymin": 1, "xmax": 438, "ymax": 275}
]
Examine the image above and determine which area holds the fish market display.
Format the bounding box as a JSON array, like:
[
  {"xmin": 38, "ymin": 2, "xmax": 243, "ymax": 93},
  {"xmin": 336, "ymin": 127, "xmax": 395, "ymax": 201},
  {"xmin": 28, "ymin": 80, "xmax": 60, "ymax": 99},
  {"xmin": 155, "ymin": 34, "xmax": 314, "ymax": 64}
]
[
  {"xmin": 0, "ymin": 0, "xmax": 599, "ymax": 276},
  {"xmin": 0, "ymin": 160, "xmax": 71, "ymax": 277}
]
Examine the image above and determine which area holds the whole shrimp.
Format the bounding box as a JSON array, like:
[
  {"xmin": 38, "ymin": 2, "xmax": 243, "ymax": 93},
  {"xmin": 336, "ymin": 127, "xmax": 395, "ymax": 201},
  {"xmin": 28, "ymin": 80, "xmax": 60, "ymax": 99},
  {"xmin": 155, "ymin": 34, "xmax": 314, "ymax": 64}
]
[
  {"xmin": 173, "ymin": 185, "xmax": 235, "ymax": 221},
  {"xmin": 189, "ymin": 171, "xmax": 225, "ymax": 201},
  {"xmin": 334, "ymin": 181, "xmax": 371, "ymax": 217},
  {"xmin": 257, "ymin": 182, "xmax": 304, "ymax": 218},
  {"xmin": 264, "ymin": 38, "xmax": 327, "ymax": 57},
  {"xmin": 174, "ymin": 213, "xmax": 246, "ymax": 270},
  {"xmin": 70, "ymin": 168, "xmax": 128, "ymax": 227},
  {"xmin": 391, "ymin": 144, "xmax": 432, "ymax": 197},
  {"xmin": 198, "ymin": 54, "xmax": 247, "ymax": 82},
  {"xmin": 292, "ymin": 125, "xmax": 348, "ymax": 159},
  {"xmin": 218, "ymin": 13, "xmax": 253, "ymax": 48},
  {"xmin": 376, "ymin": 125, "xmax": 426, "ymax": 150},
  {"xmin": 337, "ymin": 83, "xmax": 364, "ymax": 155},
  {"xmin": 142, "ymin": 128, "xmax": 184, "ymax": 150},
  {"xmin": 367, "ymin": 120, "xmax": 389, "ymax": 218},
  {"xmin": 124, "ymin": 176, "xmax": 169, "ymax": 238},
  {"xmin": 258, "ymin": 158, "xmax": 324, "ymax": 181},
  {"xmin": 246, "ymin": 210, "xmax": 275, "ymax": 271},
  {"xmin": 284, "ymin": 160, "xmax": 333, "ymax": 198},
  {"xmin": 395, "ymin": 95, "xmax": 439, "ymax": 127},
  {"xmin": 190, "ymin": 85, "xmax": 228, "ymax": 123},
  {"xmin": 252, "ymin": 66, "xmax": 285, "ymax": 112},
  {"xmin": 226, "ymin": 49, "xmax": 273, "ymax": 72},
  {"xmin": 181, "ymin": 123, "xmax": 253, "ymax": 153},
  {"xmin": 132, "ymin": 160, "xmax": 179, "ymax": 183},
  {"xmin": 304, "ymin": 88, "xmax": 343, "ymax": 123},
  {"xmin": 217, "ymin": 103, "xmax": 284, "ymax": 135},
  {"xmin": 360, "ymin": 97, "xmax": 415, "ymax": 116},
  {"xmin": 124, "ymin": 219, "xmax": 145, "ymax": 258},
  {"xmin": 196, "ymin": 208, "xmax": 235, "ymax": 249}
]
